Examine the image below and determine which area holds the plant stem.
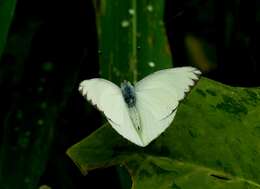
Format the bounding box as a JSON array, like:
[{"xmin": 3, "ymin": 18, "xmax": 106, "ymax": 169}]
[{"xmin": 131, "ymin": 0, "xmax": 137, "ymax": 83}]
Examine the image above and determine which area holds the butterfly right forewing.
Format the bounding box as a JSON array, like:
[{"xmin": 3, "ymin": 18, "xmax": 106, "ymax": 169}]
[
  {"xmin": 135, "ymin": 67, "xmax": 201, "ymax": 101},
  {"xmin": 134, "ymin": 67, "xmax": 201, "ymax": 146}
]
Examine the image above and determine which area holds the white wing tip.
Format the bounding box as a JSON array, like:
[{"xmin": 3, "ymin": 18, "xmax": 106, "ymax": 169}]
[
  {"xmin": 193, "ymin": 69, "xmax": 202, "ymax": 75},
  {"xmin": 78, "ymin": 80, "xmax": 88, "ymax": 96},
  {"xmin": 188, "ymin": 67, "xmax": 201, "ymax": 75},
  {"xmin": 189, "ymin": 67, "xmax": 202, "ymax": 81}
]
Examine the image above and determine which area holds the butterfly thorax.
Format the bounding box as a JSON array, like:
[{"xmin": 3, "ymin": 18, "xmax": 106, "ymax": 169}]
[{"xmin": 120, "ymin": 81, "xmax": 136, "ymax": 108}]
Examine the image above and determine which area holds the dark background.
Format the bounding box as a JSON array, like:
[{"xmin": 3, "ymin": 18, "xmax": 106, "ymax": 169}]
[{"xmin": 0, "ymin": 0, "xmax": 259, "ymax": 188}]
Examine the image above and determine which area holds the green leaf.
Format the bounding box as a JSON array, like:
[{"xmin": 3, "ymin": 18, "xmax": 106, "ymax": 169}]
[
  {"xmin": 0, "ymin": 0, "xmax": 16, "ymax": 61},
  {"xmin": 67, "ymin": 77, "xmax": 260, "ymax": 188},
  {"xmin": 0, "ymin": 101, "xmax": 57, "ymax": 189},
  {"xmin": 94, "ymin": 0, "xmax": 172, "ymax": 83}
]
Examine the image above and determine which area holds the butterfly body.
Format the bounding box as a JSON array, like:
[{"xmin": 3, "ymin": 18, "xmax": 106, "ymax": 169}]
[
  {"xmin": 120, "ymin": 81, "xmax": 136, "ymax": 108},
  {"xmin": 79, "ymin": 67, "xmax": 201, "ymax": 147}
]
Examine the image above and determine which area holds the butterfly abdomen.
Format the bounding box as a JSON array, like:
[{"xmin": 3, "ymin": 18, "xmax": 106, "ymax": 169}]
[{"xmin": 129, "ymin": 106, "xmax": 142, "ymax": 131}]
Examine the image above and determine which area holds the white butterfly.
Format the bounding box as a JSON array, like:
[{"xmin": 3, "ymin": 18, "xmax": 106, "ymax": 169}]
[{"xmin": 79, "ymin": 67, "xmax": 201, "ymax": 147}]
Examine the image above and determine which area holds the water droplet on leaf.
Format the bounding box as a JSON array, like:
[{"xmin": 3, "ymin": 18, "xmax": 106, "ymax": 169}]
[
  {"xmin": 148, "ymin": 61, "xmax": 155, "ymax": 67},
  {"xmin": 147, "ymin": 5, "xmax": 154, "ymax": 12},
  {"xmin": 121, "ymin": 20, "xmax": 130, "ymax": 28},
  {"xmin": 128, "ymin": 9, "xmax": 135, "ymax": 15}
]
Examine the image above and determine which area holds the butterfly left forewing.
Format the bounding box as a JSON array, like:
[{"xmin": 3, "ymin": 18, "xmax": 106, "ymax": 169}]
[{"xmin": 79, "ymin": 79, "xmax": 143, "ymax": 146}]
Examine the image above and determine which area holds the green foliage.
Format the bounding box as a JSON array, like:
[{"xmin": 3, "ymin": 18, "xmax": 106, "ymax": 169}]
[
  {"xmin": 0, "ymin": 0, "xmax": 16, "ymax": 60},
  {"xmin": 93, "ymin": 0, "xmax": 172, "ymax": 83},
  {"xmin": 0, "ymin": 103, "xmax": 57, "ymax": 189},
  {"xmin": 0, "ymin": 10, "xmax": 77, "ymax": 189},
  {"xmin": 0, "ymin": 4, "xmax": 57, "ymax": 188},
  {"xmin": 67, "ymin": 77, "xmax": 260, "ymax": 188}
]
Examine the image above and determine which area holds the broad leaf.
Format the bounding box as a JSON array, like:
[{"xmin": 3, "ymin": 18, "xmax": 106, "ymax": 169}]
[
  {"xmin": 0, "ymin": 0, "xmax": 16, "ymax": 60},
  {"xmin": 67, "ymin": 77, "xmax": 260, "ymax": 189},
  {"xmin": 93, "ymin": 0, "xmax": 172, "ymax": 83}
]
